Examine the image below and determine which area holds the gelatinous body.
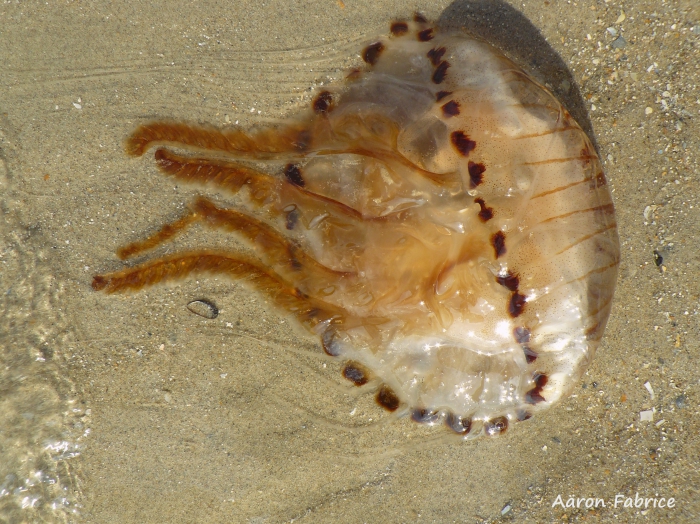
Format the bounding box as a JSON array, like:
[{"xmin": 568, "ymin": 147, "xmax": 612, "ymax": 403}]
[{"xmin": 93, "ymin": 17, "xmax": 619, "ymax": 438}]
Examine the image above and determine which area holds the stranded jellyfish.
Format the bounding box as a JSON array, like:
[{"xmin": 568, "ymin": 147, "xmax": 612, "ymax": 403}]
[{"xmin": 93, "ymin": 16, "xmax": 620, "ymax": 438}]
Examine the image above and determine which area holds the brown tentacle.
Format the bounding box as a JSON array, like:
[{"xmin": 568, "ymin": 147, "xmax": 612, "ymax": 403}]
[
  {"xmin": 192, "ymin": 197, "xmax": 356, "ymax": 281},
  {"xmin": 126, "ymin": 121, "xmax": 314, "ymax": 158},
  {"xmin": 128, "ymin": 119, "xmax": 459, "ymax": 189},
  {"xmin": 92, "ymin": 251, "xmax": 344, "ymax": 330},
  {"xmin": 115, "ymin": 196, "xmax": 355, "ymax": 284},
  {"xmin": 153, "ymin": 148, "xmax": 278, "ymax": 205},
  {"xmin": 117, "ymin": 211, "xmax": 198, "ymax": 260},
  {"xmin": 152, "ymin": 148, "xmax": 396, "ymax": 222}
]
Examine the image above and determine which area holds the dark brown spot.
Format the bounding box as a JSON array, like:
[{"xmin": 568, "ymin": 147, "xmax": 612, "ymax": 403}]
[
  {"xmin": 475, "ymin": 198, "xmax": 494, "ymax": 222},
  {"xmin": 523, "ymin": 346, "xmax": 538, "ymax": 363},
  {"xmin": 413, "ymin": 12, "xmax": 427, "ymax": 23},
  {"xmin": 91, "ymin": 275, "xmax": 107, "ymax": 291},
  {"xmin": 390, "ymin": 21, "xmax": 409, "ymax": 36},
  {"xmin": 427, "ymin": 46, "xmax": 446, "ymax": 65},
  {"xmin": 525, "ymin": 373, "xmax": 548, "ymax": 404},
  {"xmin": 432, "ymin": 61, "xmax": 450, "ymax": 84},
  {"xmin": 513, "ymin": 326, "xmax": 531, "ymax": 344},
  {"xmin": 285, "ymin": 208, "xmax": 299, "ymax": 230},
  {"xmin": 441, "ymin": 100, "xmax": 460, "ymax": 117},
  {"xmin": 411, "ymin": 408, "xmax": 439, "ymax": 424},
  {"xmin": 445, "ymin": 413, "xmax": 472, "ymax": 435},
  {"xmin": 435, "ymin": 90, "xmax": 452, "ymax": 101},
  {"xmin": 284, "ymin": 164, "xmax": 305, "ymax": 187},
  {"xmin": 312, "ymin": 90, "xmax": 333, "ymax": 113},
  {"xmin": 496, "ymin": 272, "xmax": 519, "ymax": 291},
  {"xmin": 534, "ymin": 373, "xmax": 548, "ymax": 389},
  {"xmin": 342, "ymin": 361, "xmax": 370, "ymax": 386},
  {"xmin": 375, "ymin": 385, "xmax": 400, "ymax": 411},
  {"xmin": 484, "ymin": 416, "xmax": 509, "ymax": 436},
  {"xmin": 468, "ymin": 161, "xmax": 486, "ymax": 188},
  {"xmin": 491, "ymin": 231, "xmax": 506, "ymax": 258},
  {"xmin": 450, "ymin": 130, "xmax": 475, "ymax": 156},
  {"xmin": 509, "ymin": 292, "xmax": 527, "ymax": 317},
  {"xmin": 418, "ymin": 28, "xmax": 434, "ymax": 41},
  {"xmin": 362, "ymin": 42, "xmax": 384, "ymax": 65},
  {"xmin": 322, "ymin": 331, "xmax": 340, "ymax": 356}
]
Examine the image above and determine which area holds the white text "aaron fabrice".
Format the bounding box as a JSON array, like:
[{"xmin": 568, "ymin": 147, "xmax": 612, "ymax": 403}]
[{"xmin": 552, "ymin": 493, "xmax": 676, "ymax": 510}]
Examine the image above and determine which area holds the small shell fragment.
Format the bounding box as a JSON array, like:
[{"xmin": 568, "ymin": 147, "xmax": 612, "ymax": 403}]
[
  {"xmin": 644, "ymin": 381, "xmax": 655, "ymax": 400},
  {"xmin": 186, "ymin": 299, "xmax": 219, "ymax": 319},
  {"xmin": 643, "ymin": 205, "xmax": 657, "ymax": 221}
]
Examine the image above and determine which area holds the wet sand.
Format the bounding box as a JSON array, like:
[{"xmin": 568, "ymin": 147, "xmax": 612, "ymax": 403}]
[{"xmin": 1, "ymin": 0, "xmax": 699, "ymax": 522}]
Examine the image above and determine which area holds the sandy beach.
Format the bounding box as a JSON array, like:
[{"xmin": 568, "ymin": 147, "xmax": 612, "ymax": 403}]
[{"xmin": 1, "ymin": 0, "xmax": 698, "ymax": 522}]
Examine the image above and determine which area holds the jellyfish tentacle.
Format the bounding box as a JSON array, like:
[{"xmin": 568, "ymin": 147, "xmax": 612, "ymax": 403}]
[
  {"xmin": 192, "ymin": 197, "xmax": 357, "ymax": 283},
  {"xmin": 92, "ymin": 251, "xmax": 353, "ymax": 331},
  {"xmin": 152, "ymin": 147, "xmax": 402, "ymax": 222},
  {"xmin": 126, "ymin": 121, "xmax": 317, "ymax": 158},
  {"xmin": 151, "ymin": 149, "xmax": 418, "ymax": 275},
  {"xmin": 128, "ymin": 119, "xmax": 459, "ymax": 190},
  {"xmin": 153, "ymin": 147, "xmax": 277, "ymax": 205},
  {"xmin": 116, "ymin": 196, "xmax": 355, "ymax": 283},
  {"xmin": 116, "ymin": 211, "xmax": 198, "ymax": 259}
]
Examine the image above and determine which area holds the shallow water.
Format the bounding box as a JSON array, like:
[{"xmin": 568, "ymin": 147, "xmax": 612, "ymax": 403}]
[
  {"xmin": 1, "ymin": 1, "xmax": 699, "ymax": 522},
  {"xmin": 0, "ymin": 183, "xmax": 83, "ymax": 519}
]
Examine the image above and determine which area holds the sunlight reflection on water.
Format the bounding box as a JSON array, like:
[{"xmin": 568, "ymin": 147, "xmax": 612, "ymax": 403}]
[{"xmin": 0, "ymin": 151, "xmax": 83, "ymax": 522}]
